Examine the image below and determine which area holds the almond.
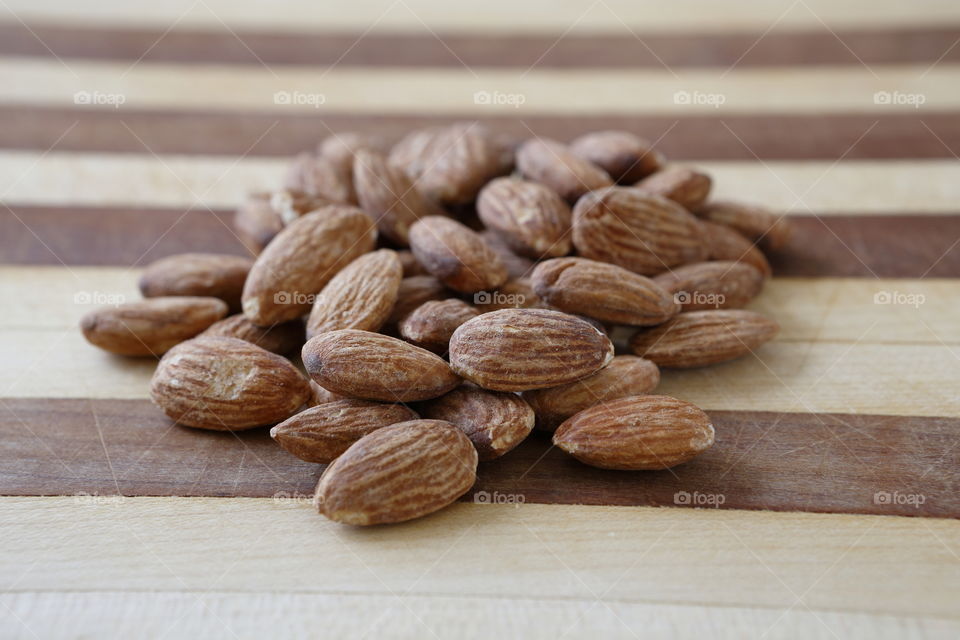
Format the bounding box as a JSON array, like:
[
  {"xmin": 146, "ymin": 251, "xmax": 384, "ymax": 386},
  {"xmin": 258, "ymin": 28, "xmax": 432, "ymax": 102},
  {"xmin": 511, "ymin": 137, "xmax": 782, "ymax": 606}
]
[
  {"xmin": 234, "ymin": 192, "xmax": 283, "ymax": 254},
  {"xmin": 385, "ymin": 275, "xmax": 450, "ymax": 327},
  {"xmin": 302, "ymin": 329, "xmax": 461, "ymax": 402},
  {"xmin": 515, "ymin": 138, "xmax": 613, "ymax": 203},
  {"xmin": 635, "ymin": 166, "xmax": 712, "ymax": 210},
  {"xmin": 572, "ymin": 187, "xmax": 706, "ymax": 275},
  {"xmin": 150, "ymin": 336, "xmax": 311, "ymax": 430},
  {"xmin": 306, "ymin": 249, "xmax": 402, "ymax": 338},
  {"xmin": 399, "ymin": 298, "xmax": 479, "ymax": 353},
  {"xmin": 270, "ymin": 399, "xmax": 418, "ymax": 463},
  {"xmin": 318, "ymin": 131, "xmax": 389, "ymax": 178},
  {"xmin": 700, "ymin": 219, "xmax": 772, "ymax": 277},
  {"xmin": 629, "ymin": 309, "xmax": 779, "ymax": 368},
  {"xmin": 449, "ymin": 308, "xmax": 614, "ymax": 391},
  {"xmin": 653, "ymin": 261, "xmax": 765, "ymax": 311},
  {"xmin": 553, "ymin": 395, "xmax": 714, "ymax": 470},
  {"xmin": 522, "ymin": 355, "xmax": 660, "ymax": 431},
  {"xmin": 241, "ymin": 206, "xmax": 376, "ymax": 326},
  {"xmin": 309, "ymin": 380, "xmax": 346, "ymax": 406},
  {"xmin": 270, "ymin": 189, "xmax": 334, "ymax": 226},
  {"xmin": 315, "ymin": 419, "xmax": 477, "ymax": 525},
  {"xmin": 476, "ymin": 177, "xmax": 572, "ymax": 258},
  {"xmin": 471, "ymin": 278, "xmax": 543, "ymax": 313},
  {"xmin": 480, "ymin": 230, "xmax": 536, "ymax": 279},
  {"xmin": 697, "ymin": 200, "xmax": 791, "ymax": 251},
  {"xmin": 80, "ymin": 297, "xmax": 228, "ymax": 357},
  {"xmin": 531, "ymin": 257, "xmax": 678, "ymax": 326},
  {"xmin": 139, "ymin": 253, "xmax": 253, "ymax": 313},
  {"xmin": 285, "ymin": 152, "xmax": 354, "ymax": 203},
  {"xmin": 570, "ymin": 130, "xmax": 664, "ymax": 183},
  {"xmin": 397, "ymin": 250, "xmax": 429, "ymax": 277},
  {"xmin": 200, "ymin": 314, "xmax": 304, "ymax": 355},
  {"xmin": 420, "ymin": 387, "xmax": 534, "ymax": 460},
  {"xmin": 409, "ymin": 216, "xmax": 508, "ymax": 293}
]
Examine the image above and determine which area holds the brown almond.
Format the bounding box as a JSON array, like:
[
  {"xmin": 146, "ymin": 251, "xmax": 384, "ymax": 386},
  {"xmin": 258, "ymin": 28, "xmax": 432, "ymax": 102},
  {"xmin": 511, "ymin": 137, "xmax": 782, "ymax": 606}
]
[
  {"xmin": 700, "ymin": 220, "xmax": 772, "ymax": 277},
  {"xmin": 241, "ymin": 206, "xmax": 376, "ymax": 326},
  {"xmin": 399, "ymin": 298, "xmax": 479, "ymax": 353},
  {"xmin": 306, "ymin": 249, "xmax": 402, "ymax": 338},
  {"xmin": 635, "ymin": 166, "xmax": 712, "ymax": 210},
  {"xmin": 522, "ymin": 355, "xmax": 660, "ymax": 431},
  {"xmin": 553, "ymin": 395, "xmax": 714, "ymax": 470},
  {"xmin": 315, "ymin": 419, "xmax": 478, "ymax": 525},
  {"xmin": 200, "ymin": 314, "xmax": 304, "ymax": 355},
  {"xmin": 396, "ymin": 250, "xmax": 429, "ymax": 277},
  {"xmin": 385, "ymin": 275, "xmax": 450, "ymax": 327},
  {"xmin": 285, "ymin": 152, "xmax": 354, "ymax": 203},
  {"xmin": 629, "ymin": 309, "xmax": 779, "ymax": 368},
  {"xmin": 449, "ymin": 308, "xmax": 614, "ymax": 391},
  {"xmin": 515, "ymin": 138, "xmax": 613, "ymax": 203},
  {"xmin": 318, "ymin": 131, "xmax": 389, "ymax": 178},
  {"xmin": 480, "ymin": 230, "xmax": 536, "ymax": 279},
  {"xmin": 653, "ymin": 261, "xmax": 765, "ymax": 311},
  {"xmin": 302, "ymin": 329, "xmax": 461, "ymax": 402},
  {"xmin": 471, "ymin": 278, "xmax": 544, "ymax": 313},
  {"xmin": 139, "ymin": 253, "xmax": 253, "ymax": 313},
  {"xmin": 80, "ymin": 297, "xmax": 228, "ymax": 357},
  {"xmin": 476, "ymin": 177, "xmax": 572, "ymax": 258},
  {"xmin": 270, "ymin": 189, "xmax": 334, "ymax": 226},
  {"xmin": 421, "ymin": 387, "xmax": 534, "ymax": 460},
  {"xmin": 270, "ymin": 399, "xmax": 418, "ymax": 463},
  {"xmin": 234, "ymin": 192, "xmax": 283, "ymax": 254},
  {"xmin": 570, "ymin": 130, "xmax": 665, "ymax": 183},
  {"xmin": 309, "ymin": 380, "xmax": 346, "ymax": 406},
  {"xmin": 531, "ymin": 257, "xmax": 678, "ymax": 326},
  {"xmin": 409, "ymin": 216, "xmax": 508, "ymax": 293},
  {"xmin": 697, "ymin": 200, "xmax": 791, "ymax": 251},
  {"xmin": 572, "ymin": 187, "xmax": 706, "ymax": 275},
  {"xmin": 150, "ymin": 336, "xmax": 311, "ymax": 430}
]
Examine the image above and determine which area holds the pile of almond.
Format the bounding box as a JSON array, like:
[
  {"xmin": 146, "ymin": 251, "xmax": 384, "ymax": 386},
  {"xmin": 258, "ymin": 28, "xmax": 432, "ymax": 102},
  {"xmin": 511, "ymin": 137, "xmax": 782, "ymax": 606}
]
[{"xmin": 80, "ymin": 124, "xmax": 787, "ymax": 526}]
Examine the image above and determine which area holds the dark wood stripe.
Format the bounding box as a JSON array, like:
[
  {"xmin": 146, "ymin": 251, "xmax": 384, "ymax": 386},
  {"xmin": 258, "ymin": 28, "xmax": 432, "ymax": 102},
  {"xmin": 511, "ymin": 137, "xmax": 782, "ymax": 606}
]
[
  {"xmin": 3, "ymin": 206, "xmax": 959, "ymax": 278},
  {"xmin": 0, "ymin": 398, "xmax": 955, "ymax": 518},
  {"xmin": 2, "ymin": 23, "xmax": 960, "ymax": 68}
]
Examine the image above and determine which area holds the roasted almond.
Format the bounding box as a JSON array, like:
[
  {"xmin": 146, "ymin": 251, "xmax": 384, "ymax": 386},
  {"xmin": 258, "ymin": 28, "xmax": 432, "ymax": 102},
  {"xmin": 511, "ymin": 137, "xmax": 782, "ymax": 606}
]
[
  {"xmin": 139, "ymin": 253, "xmax": 253, "ymax": 313},
  {"xmin": 315, "ymin": 419, "xmax": 478, "ymax": 525},
  {"xmin": 318, "ymin": 131, "xmax": 389, "ymax": 178},
  {"xmin": 270, "ymin": 189, "xmax": 334, "ymax": 226},
  {"xmin": 515, "ymin": 138, "xmax": 613, "ymax": 203},
  {"xmin": 241, "ymin": 206, "xmax": 376, "ymax": 326},
  {"xmin": 385, "ymin": 275, "xmax": 450, "ymax": 327},
  {"xmin": 553, "ymin": 395, "xmax": 714, "ymax": 470},
  {"xmin": 696, "ymin": 200, "xmax": 791, "ymax": 251},
  {"xmin": 399, "ymin": 298, "xmax": 479, "ymax": 353},
  {"xmin": 285, "ymin": 152, "xmax": 354, "ymax": 204},
  {"xmin": 420, "ymin": 386, "xmax": 534, "ymax": 460},
  {"xmin": 700, "ymin": 219, "xmax": 772, "ymax": 277},
  {"xmin": 270, "ymin": 399, "xmax": 418, "ymax": 463},
  {"xmin": 234, "ymin": 192, "xmax": 283, "ymax": 254},
  {"xmin": 569, "ymin": 130, "xmax": 664, "ymax": 183},
  {"xmin": 635, "ymin": 166, "xmax": 712, "ymax": 210},
  {"xmin": 531, "ymin": 257, "xmax": 678, "ymax": 326},
  {"xmin": 471, "ymin": 278, "xmax": 543, "ymax": 313},
  {"xmin": 303, "ymin": 329, "xmax": 461, "ymax": 402},
  {"xmin": 396, "ymin": 250, "xmax": 429, "ymax": 277},
  {"xmin": 653, "ymin": 261, "xmax": 765, "ymax": 311},
  {"xmin": 480, "ymin": 230, "xmax": 536, "ymax": 279},
  {"xmin": 80, "ymin": 297, "xmax": 228, "ymax": 357},
  {"xmin": 522, "ymin": 355, "xmax": 660, "ymax": 431},
  {"xmin": 476, "ymin": 177, "xmax": 572, "ymax": 258},
  {"xmin": 309, "ymin": 380, "xmax": 346, "ymax": 406},
  {"xmin": 409, "ymin": 216, "xmax": 508, "ymax": 293},
  {"xmin": 200, "ymin": 314, "xmax": 304, "ymax": 355},
  {"xmin": 306, "ymin": 249, "xmax": 402, "ymax": 338},
  {"xmin": 629, "ymin": 309, "xmax": 779, "ymax": 368},
  {"xmin": 150, "ymin": 336, "xmax": 311, "ymax": 430},
  {"xmin": 572, "ymin": 187, "xmax": 706, "ymax": 275},
  {"xmin": 449, "ymin": 308, "xmax": 614, "ymax": 391}
]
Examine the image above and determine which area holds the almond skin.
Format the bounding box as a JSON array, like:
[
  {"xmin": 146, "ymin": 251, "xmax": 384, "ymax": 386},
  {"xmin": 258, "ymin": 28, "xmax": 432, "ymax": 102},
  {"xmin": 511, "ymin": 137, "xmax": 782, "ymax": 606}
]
[
  {"xmin": 569, "ymin": 130, "xmax": 665, "ymax": 183},
  {"xmin": 302, "ymin": 329, "xmax": 461, "ymax": 402},
  {"xmin": 150, "ymin": 336, "xmax": 311, "ymax": 430},
  {"xmin": 80, "ymin": 297, "xmax": 228, "ymax": 357},
  {"xmin": 635, "ymin": 166, "xmax": 712, "ymax": 211},
  {"xmin": 449, "ymin": 308, "xmax": 614, "ymax": 391},
  {"xmin": 200, "ymin": 314, "xmax": 304, "ymax": 355},
  {"xmin": 653, "ymin": 261, "xmax": 765, "ymax": 311},
  {"xmin": 315, "ymin": 419, "xmax": 478, "ymax": 525},
  {"xmin": 270, "ymin": 399, "xmax": 418, "ymax": 463},
  {"xmin": 572, "ymin": 187, "xmax": 706, "ymax": 275},
  {"xmin": 516, "ymin": 138, "xmax": 613, "ymax": 203},
  {"xmin": 553, "ymin": 395, "xmax": 714, "ymax": 470},
  {"xmin": 306, "ymin": 249, "xmax": 402, "ymax": 338},
  {"xmin": 241, "ymin": 206, "xmax": 376, "ymax": 326},
  {"xmin": 531, "ymin": 257, "xmax": 679, "ymax": 326},
  {"xmin": 234, "ymin": 192, "xmax": 283, "ymax": 254},
  {"xmin": 629, "ymin": 309, "xmax": 780, "ymax": 368},
  {"xmin": 139, "ymin": 253, "xmax": 253, "ymax": 314},
  {"xmin": 522, "ymin": 355, "xmax": 660, "ymax": 431},
  {"xmin": 476, "ymin": 177, "xmax": 572, "ymax": 259},
  {"xmin": 420, "ymin": 387, "xmax": 534, "ymax": 460},
  {"xmin": 700, "ymin": 220, "xmax": 772, "ymax": 277},
  {"xmin": 285, "ymin": 152, "xmax": 354, "ymax": 204},
  {"xmin": 409, "ymin": 216, "xmax": 508, "ymax": 293},
  {"xmin": 399, "ymin": 298, "xmax": 479, "ymax": 353},
  {"xmin": 696, "ymin": 200, "xmax": 791, "ymax": 251}
]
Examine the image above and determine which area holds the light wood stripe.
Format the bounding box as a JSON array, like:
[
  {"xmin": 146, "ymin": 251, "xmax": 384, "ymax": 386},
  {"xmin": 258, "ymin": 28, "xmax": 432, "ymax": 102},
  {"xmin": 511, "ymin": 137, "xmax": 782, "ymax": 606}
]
[
  {"xmin": 1, "ymin": 498, "xmax": 957, "ymax": 618},
  {"xmin": 0, "ymin": 58, "xmax": 958, "ymax": 115}
]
